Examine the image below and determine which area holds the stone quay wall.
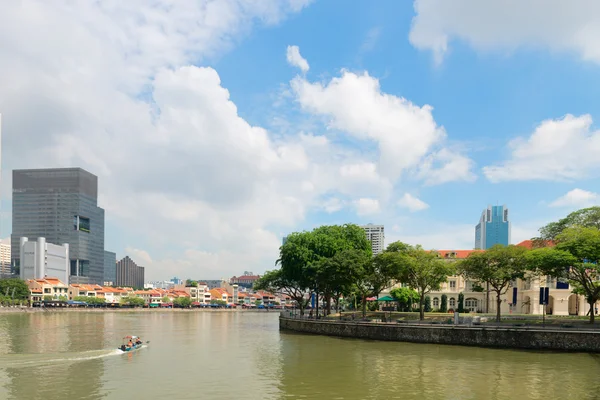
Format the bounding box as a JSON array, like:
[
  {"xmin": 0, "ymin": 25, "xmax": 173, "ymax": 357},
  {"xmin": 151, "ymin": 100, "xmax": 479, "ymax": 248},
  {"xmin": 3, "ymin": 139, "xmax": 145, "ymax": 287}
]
[{"xmin": 279, "ymin": 316, "xmax": 600, "ymax": 353}]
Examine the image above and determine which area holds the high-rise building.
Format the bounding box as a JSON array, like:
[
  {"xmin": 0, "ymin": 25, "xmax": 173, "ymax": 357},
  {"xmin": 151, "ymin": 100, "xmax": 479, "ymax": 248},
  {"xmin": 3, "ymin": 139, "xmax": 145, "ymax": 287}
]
[
  {"xmin": 11, "ymin": 168, "xmax": 106, "ymax": 284},
  {"xmin": 282, "ymin": 235, "xmax": 288, "ymax": 245},
  {"xmin": 360, "ymin": 223, "xmax": 385, "ymax": 255},
  {"xmin": 19, "ymin": 237, "xmax": 69, "ymax": 285},
  {"xmin": 103, "ymin": 251, "xmax": 116, "ymax": 286},
  {"xmin": 475, "ymin": 205, "xmax": 510, "ymax": 249},
  {"xmin": 0, "ymin": 242, "xmax": 10, "ymax": 276},
  {"xmin": 115, "ymin": 256, "xmax": 145, "ymax": 288}
]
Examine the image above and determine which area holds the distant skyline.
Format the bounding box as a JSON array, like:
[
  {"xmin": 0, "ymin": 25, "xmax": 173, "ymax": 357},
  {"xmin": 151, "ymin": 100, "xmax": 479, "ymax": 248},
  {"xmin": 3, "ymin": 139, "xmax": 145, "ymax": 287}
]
[{"xmin": 1, "ymin": 1, "xmax": 599, "ymax": 280}]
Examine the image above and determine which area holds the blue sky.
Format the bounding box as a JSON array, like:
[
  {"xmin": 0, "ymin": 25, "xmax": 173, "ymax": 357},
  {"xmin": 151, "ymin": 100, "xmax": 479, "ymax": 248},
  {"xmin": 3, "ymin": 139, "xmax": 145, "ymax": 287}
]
[{"xmin": 1, "ymin": 0, "xmax": 600, "ymax": 280}]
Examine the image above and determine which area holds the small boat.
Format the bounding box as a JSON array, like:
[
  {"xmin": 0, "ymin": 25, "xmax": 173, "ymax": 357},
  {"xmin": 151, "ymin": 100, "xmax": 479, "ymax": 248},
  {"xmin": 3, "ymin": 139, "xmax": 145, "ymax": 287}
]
[{"xmin": 118, "ymin": 335, "xmax": 146, "ymax": 352}]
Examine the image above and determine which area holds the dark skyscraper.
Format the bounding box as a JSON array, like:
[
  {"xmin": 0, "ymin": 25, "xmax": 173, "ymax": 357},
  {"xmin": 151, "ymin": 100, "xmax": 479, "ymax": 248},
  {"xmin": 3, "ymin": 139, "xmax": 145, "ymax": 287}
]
[
  {"xmin": 11, "ymin": 168, "xmax": 106, "ymax": 284},
  {"xmin": 116, "ymin": 256, "xmax": 145, "ymax": 288},
  {"xmin": 103, "ymin": 251, "xmax": 116, "ymax": 285}
]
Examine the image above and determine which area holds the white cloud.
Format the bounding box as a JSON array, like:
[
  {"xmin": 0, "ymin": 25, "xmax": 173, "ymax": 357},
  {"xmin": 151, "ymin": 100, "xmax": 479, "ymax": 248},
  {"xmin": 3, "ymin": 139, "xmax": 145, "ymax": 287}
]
[
  {"xmin": 360, "ymin": 27, "xmax": 382, "ymax": 54},
  {"xmin": 417, "ymin": 148, "xmax": 476, "ymax": 185},
  {"xmin": 0, "ymin": 0, "xmax": 317, "ymax": 281},
  {"xmin": 290, "ymin": 69, "xmax": 474, "ymax": 184},
  {"xmin": 398, "ymin": 193, "xmax": 429, "ymax": 212},
  {"xmin": 355, "ymin": 198, "xmax": 380, "ymax": 216},
  {"xmin": 550, "ymin": 188, "xmax": 600, "ymax": 208},
  {"xmin": 409, "ymin": 0, "xmax": 600, "ymax": 65},
  {"xmin": 483, "ymin": 114, "xmax": 600, "ymax": 182},
  {"xmin": 321, "ymin": 197, "xmax": 344, "ymax": 213},
  {"xmin": 286, "ymin": 45, "xmax": 310, "ymax": 73}
]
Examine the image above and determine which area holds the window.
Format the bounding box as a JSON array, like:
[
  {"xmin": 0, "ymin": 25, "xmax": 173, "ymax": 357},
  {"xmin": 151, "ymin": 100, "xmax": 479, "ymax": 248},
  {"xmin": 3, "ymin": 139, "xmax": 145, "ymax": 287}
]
[
  {"xmin": 449, "ymin": 281, "xmax": 456, "ymax": 290},
  {"xmin": 465, "ymin": 298, "xmax": 478, "ymax": 312},
  {"xmin": 433, "ymin": 297, "xmax": 439, "ymax": 308},
  {"xmin": 449, "ymin": 298, "xmax": 456, "ymax": 308},
  {"xmin": 74, "ymin": 215, "xmax": 91, "ymax": 232}
]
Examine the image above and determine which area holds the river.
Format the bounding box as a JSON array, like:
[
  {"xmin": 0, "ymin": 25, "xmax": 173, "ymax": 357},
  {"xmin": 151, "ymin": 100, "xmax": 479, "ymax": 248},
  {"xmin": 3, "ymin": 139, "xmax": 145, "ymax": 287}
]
[{"xmin": 0, "ymin": 311, "xmax": 599, "ymax": 399}]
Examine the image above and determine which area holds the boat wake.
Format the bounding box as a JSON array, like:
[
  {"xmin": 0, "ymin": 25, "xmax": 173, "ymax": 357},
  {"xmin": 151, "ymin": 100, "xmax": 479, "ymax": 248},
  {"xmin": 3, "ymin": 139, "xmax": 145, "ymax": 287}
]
[{"xmin": 0, "ymin": 349, "xmax": 123, "ymax": 369}]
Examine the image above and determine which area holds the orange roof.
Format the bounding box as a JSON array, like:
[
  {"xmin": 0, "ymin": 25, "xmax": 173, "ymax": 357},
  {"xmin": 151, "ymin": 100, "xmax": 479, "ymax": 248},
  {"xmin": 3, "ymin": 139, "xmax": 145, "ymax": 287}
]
[
  {"xmin": 434, "ymin": 250, "xmax": 482, "ymax": 259},
  {"xmin": 30, "ymin": 289, "xmax": 42, "ymax": 293},
  {"xmin": 516, "ymin": 239, "xmax": 555, "ymax": 249}
]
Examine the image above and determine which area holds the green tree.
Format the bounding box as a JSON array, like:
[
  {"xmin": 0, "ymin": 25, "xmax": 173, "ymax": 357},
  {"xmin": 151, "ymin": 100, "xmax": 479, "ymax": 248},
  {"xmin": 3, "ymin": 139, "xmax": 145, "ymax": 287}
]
[
  {"xmin": 536, "ymin": 207, "xmax": 600, "ymax": 242},
  {"xmin": 210, "ymin": 299, "xmax": 227, "ymax": 306},
  {"xmin": 527, "ymin": 226, "xmax": 600, "ymax": 323},
  {"xmin": 161, "ymin": 296, "xmax": 171, "ymax": 304},
  {"xmin": 0, "ymin": 279, "xmax": 30, "ymax": 300},
  {"xmin": 43, "ymin": 295, "xmax": 53, "ymax": 302},
  {"xmin": 74, "ymin": 296, "xmax": 105, "ymax": 305},
  {"xmin": 174, "ymin": 297, "xmax": 192, "ymax": 308},
  {"xmin": 254, "ymin": 270, "xmax": 310, "ymax": 314},
  {"xmin": 458, "ymin": 245, "xmax": 529, "ymax": 322},
  {"xmin": 120, "ymin": 296, "xmax": 145, "ymax": 307},
  {"xmin": 58, "ymin": 295, "xmax": 68, "ymax": 302},
  {"xmin": 440, "ymin": 294, "xmax": 448, "ymax": 313},
  {"xmin": 424, "ymin": 296, "xmax": 432, "ymax": 312},
  {"xmin": 352, "ymin": 250, "xmax": 399, "ymax": 318},
  {"xmin": 390, "ymin": 287, "xmax": 419, "ymax": 312},
  {"xmin": 382, "ymin": 243, "xmax": 455, "ymax": 320},
  {"xmin": 457, "ymin": 292, "xmax": 465, "ymax": 313},
  {"xmin": 186, "ymin": 279, "xmax": 198, "ymax": 287}
]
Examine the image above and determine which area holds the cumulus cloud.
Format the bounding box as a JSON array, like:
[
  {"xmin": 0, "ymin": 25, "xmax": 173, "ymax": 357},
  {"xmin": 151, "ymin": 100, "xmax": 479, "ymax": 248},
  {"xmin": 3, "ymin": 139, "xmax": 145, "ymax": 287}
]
[
  {"xmin": 286, "ymin": 45, "xmax": 310, "ymax": 73},
  {"xmin": 550, "ymin": 189, "xmax": 600, "ymax": 208},
  {"xmin": 0, "ymin": 0, "xmax": 316, "ymax": 280},
  {"xmin": 355, "ymin": 198, "xmax": 380, "ymax": 216},
  {"xmin": 409, "ymin": 0, "xmax": 600, "ymax": 64},
  {"xmin": 398, "ymin": 193, "xmax": 429, "ymax": 212},
  {"xmin": 290, "ymin": 69, "xmax": 474, "ymax": 183},
  {"xmin": 483, "ymin": 114, "xmax": 600, "ymax": 182}
]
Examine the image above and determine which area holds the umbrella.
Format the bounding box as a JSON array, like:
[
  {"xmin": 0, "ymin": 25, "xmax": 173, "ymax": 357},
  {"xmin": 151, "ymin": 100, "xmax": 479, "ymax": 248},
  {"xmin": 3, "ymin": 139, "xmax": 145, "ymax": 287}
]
[{"xmin": 377, "ymin": 295, "xmax": 395, "ymax": 302}]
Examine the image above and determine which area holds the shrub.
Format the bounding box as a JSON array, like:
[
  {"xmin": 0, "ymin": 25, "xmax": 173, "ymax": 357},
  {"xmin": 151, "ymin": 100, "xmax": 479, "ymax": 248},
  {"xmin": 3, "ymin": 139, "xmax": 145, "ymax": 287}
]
[
  {"xmin": 457, "ymin": 292, "xmax": 465, "ymax": 313},
  {"xmin": 424, "ymin": 296, "xmax": 432, "ymax": 312},
  {"xmin": 440, "ymin": 294, "xmax": 448, "ymax": 313}
]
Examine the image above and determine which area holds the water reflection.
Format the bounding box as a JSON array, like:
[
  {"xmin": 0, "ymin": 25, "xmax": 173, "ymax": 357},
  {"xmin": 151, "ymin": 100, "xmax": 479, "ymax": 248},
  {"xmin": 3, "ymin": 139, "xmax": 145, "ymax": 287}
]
[
  {"xmin": 2, "ymin": 312, "xmax": 599, "ymax": 400},
  {"xmin": 277, "ymin": 332, "xmax": 600, "ymax": 400}
]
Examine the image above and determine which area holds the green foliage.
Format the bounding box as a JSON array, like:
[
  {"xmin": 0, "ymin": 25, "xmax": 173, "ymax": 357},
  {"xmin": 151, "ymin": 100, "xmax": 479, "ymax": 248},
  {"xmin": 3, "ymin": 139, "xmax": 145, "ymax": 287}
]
[
  {"xmin": 58, "ymin": 295, "xmax": 68, "ymax": 302},
  {"xmin": 390, "ymin": 287, "xmax": 419, "ymax": 311},
  {"xmin": 368, "ymin": 301, "xmax": 379, "ymax": 311},
  {"xmin": 457, "ymin": 292, "xmax": 465, "ymax": 313},
  {"xmin": 527, "ymin": 226, "xmax": 600, "ymax": 323},
  {"xmin": 0, "ymin": 279, "xmax": 30, "ymax": 300},
  {"xmin": 161, "ymin": 296, "xmax": 171, "ymax": 304},
  {"xmin": 120, "ymin": 296, "xmax": 145, "ymax": 307},
  {"xmin": 43, "ymin": 295, "xmax": 53, "ymax": 302},
  {"xmin": 440, "ymin": 294, "xmax": 448, "ymax": 313},
  {"xmin": 380, "ymin": 242, "xmax": 455, "ymax": 320},
  {"xmin": 424, "ymin": 296, "xmax": 432, "ymax": 312},
  {"xmin": 458, "ymin": 244, "xmax": 529, "ymax": 322},
  {"xmin": 73, "ymin": 296, "xmax": 105, "ymax": 305},
  {"xmin": 186, "ymin": 279, "xmax": 198, "ymax": 287},
  {"xmin": 536, "ymin": 207, "xmax": 600, "ymax": 241},
  {"xmin": 210, "ymin": 299, "xmax": 227, "ymax": 306},
  {"xmin": 254, "ymin": 299, "xmax": 262, "ymax": 306},
  {"xmin": 173, "ymin": 297, "xmax": 192, "ymax": 308}
]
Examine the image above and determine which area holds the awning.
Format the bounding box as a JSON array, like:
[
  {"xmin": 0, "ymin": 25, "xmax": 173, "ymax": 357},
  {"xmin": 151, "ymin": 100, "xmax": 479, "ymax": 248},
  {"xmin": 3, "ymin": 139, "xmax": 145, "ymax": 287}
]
[
  {"xmin": 377, "ymin": 295, "xmax": 395, "ymax": 302},
  {"xmin": 366, "ymin": 297, "xmax": 377, "ymax": 301}
]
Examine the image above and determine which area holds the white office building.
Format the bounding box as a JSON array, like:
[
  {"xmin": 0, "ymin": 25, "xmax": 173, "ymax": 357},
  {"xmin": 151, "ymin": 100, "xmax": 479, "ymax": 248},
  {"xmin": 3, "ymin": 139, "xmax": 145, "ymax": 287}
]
[
  {"xmin": 361, "ymin": 224, "xmax": 385, "ymax": 255},
  {"xmin": 19, "ymin": 237, "xmax": 69, "ymax": 285}
]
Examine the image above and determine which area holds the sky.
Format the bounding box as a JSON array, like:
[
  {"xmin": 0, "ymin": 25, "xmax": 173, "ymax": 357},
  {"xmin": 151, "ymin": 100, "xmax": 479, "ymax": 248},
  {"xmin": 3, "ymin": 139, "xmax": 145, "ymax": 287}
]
[{"xmin": 1, "ymin": 0, "xmax": 600, "ymax": 281}]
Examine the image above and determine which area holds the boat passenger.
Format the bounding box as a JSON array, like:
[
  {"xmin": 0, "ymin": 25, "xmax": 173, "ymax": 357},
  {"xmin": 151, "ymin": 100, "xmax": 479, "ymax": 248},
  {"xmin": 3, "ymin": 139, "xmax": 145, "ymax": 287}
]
[{"xmin": 128, "ymin": 340, "xmax": 133, "ymax": 348}]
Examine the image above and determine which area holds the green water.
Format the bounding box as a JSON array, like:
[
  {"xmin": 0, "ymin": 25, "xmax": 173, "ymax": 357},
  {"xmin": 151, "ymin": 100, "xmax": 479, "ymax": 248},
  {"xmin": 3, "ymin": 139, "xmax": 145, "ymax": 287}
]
[{"xmin": 0, "ymin": 311, "xmax": 599, "ymax": 399}]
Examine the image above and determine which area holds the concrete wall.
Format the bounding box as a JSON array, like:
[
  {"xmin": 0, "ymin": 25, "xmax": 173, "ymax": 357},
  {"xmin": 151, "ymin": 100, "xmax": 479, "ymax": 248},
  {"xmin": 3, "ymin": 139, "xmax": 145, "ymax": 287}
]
[{"xmin": 280, "ymin": 317, "xmax": 600, "ymax": 353}]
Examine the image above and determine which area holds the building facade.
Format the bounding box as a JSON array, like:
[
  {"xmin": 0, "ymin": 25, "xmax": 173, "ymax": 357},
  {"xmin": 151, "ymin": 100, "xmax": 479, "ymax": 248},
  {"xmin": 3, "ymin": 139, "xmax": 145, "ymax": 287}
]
[
  {"xmin": 103, "ymin": 251, "xmax": 116, "ymax": 286},
  {"xmin": 360, "ymin": 223, "xmax": 385, "ymax": 255},
  {"xmin": 230, "ymin": 274, "xmax": 261, "ymax": 289},
  {"xmin": 115, "ymin": 256, "xmax": 145, "ymax": 288},
  {"xmin": 19, "ymin": 237, "xmax": 69, "ymax": 285},
  {"xmin": 475, "ymin": 205, "xmax": 510, "ymax": 249},
  {"xmin": 11, "ymin": 168, "xmax": 105, "ymax": 284},
  {"xmin": 0, "ymin": 242, "xmax": 10, "ymax": 276}
]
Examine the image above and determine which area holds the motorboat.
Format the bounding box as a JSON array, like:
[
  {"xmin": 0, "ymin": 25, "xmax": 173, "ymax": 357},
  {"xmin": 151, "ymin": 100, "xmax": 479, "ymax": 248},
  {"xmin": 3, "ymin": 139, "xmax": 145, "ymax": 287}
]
[{"xmin": 118, "ymin": 335, "xmax": 146, "ymax": 352}]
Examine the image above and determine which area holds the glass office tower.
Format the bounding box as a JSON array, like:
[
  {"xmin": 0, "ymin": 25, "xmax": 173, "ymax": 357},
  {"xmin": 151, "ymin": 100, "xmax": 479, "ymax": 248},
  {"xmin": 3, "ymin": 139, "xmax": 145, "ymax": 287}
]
[
  {"xmin": 475, "ymin": 205, "xmax": 510, "ymax": 250},
  {"xmin": 11, "ymin": 168, "xmax": 105, "ymax": 284}
]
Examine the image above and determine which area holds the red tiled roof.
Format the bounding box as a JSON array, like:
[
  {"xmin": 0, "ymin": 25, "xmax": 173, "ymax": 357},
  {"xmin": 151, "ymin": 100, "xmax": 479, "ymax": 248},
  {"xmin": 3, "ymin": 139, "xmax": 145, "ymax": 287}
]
[
  {"xmin": 434, "ymin": 250, "xmax": 482, "ymax": 259},
  {"xmin": 516, "ymin": 240, "xmax": 555, "ymax": 249}
]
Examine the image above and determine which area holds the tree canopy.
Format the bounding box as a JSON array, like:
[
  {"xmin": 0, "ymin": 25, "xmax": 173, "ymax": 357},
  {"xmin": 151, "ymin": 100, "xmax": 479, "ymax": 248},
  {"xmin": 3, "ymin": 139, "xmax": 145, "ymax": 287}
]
[
  {"xmin": 458, "ymin": 244, "xmax": 528, "ymax": 322},
  {"xmin": 536, "ymin": 206, "xmax": 600, "ymax": 241},
  {"xmin": 389, "ymin": 287, "xmax": 419, "ymax": 312},
  {"xmin": 0, "ymin": 279, "xmax": 30, "ymax": 300},
  {"xmin": 527, "ymin": 226, "xmax": 600, "ymax": 323}
]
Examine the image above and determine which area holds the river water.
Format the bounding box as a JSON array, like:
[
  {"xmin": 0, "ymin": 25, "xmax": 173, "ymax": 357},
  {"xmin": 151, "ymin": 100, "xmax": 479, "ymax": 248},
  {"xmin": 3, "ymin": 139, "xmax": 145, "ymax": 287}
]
[{"xmin": 0, "ymin": 311, "xmax": 599, "ymax": 399}]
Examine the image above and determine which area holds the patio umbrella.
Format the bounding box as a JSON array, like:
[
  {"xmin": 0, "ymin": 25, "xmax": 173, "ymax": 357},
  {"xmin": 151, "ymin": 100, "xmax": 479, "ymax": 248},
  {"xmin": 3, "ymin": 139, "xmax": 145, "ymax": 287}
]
[{"xmin": 376, "ymin": 295, "xmax": 397, "ymax": 321}]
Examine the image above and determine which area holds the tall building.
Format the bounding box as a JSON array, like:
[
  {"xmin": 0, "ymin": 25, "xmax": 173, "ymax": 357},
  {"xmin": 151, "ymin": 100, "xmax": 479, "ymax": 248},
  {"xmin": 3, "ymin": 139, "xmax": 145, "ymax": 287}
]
[
  {"xmin": 475, "ymin": 205, "xmax": 510, "ymax": 249},
  {"xmin": 360, "ymin": 223, "xmax": 385, "ymax": 255},
  {"xmin": 282, "ymin": 235, "xmax": 288, "ymax": 245},
  {"xmin": 19, "ymin": 237, "xmax": 69, "ymax": 285},
  {"xmin": 11, "ymin": 168, "xmax": 105, "ymax": 284},
  {"xmin": 103, "ymin": 251, "xmax": 116, "ymax": 286},
  {"xmin": 115, "ymin": 256, "xmax": 145, "ymax": 288},
  {"xmin": 0, "ymin": 242, "xmax": 10, "ymax": 276}
]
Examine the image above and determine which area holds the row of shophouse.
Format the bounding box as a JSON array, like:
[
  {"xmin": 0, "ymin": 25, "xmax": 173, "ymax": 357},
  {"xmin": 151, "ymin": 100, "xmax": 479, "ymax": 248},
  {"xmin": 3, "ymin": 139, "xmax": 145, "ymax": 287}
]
[{"xmin": 26, "ymin": 279, "xmax": 291, "ymax": 307}]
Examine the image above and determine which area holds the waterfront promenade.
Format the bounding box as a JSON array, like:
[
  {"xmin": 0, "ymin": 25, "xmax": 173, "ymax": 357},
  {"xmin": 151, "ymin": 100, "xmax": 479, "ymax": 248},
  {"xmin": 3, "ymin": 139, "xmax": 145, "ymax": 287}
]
[{"xmin": 279, "ymin": 313, "xmax": 600, "ymax": 352}]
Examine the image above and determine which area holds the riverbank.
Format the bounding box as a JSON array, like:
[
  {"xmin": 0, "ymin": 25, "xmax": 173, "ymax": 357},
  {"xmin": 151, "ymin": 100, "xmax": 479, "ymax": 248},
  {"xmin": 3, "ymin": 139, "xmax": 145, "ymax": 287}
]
[
  {"xmin": 280, "ymin": 315, "xmax": 600, "ymax": 353},
  {"xmin": 0, "ymin": 307, "xmax": 274, "ymax": 314}
]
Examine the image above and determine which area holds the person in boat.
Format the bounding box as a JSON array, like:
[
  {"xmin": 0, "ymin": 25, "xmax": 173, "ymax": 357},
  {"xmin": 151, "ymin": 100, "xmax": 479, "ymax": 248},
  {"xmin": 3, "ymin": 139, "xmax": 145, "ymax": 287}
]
[
  {"xmin": 135, "ymin": 338, "xmax": 142, "ymax": 346},
  {"xmin": 128, "ymin": 339, "xmax": 133, "ymax": 348}
]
